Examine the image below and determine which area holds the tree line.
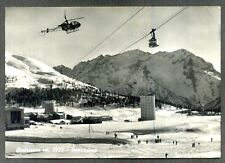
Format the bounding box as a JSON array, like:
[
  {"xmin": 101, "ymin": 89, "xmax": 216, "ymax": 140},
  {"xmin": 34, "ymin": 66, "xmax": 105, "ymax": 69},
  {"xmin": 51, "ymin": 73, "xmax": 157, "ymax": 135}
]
[{"xmin": 5, "ymin": 86, "xmax": 140, "ymax": 108}]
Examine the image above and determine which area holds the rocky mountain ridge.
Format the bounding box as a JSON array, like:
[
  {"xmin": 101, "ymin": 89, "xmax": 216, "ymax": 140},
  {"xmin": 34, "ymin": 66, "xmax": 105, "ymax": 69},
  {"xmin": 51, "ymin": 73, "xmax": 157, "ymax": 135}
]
[{"xmin": 54, "ymin": 49, "xmax": 220, "ymax": 107}]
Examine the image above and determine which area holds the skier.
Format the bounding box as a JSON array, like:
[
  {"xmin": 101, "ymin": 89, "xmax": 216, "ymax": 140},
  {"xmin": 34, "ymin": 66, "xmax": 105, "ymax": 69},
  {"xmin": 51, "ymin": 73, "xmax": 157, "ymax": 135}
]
[{"xmin": 165, "ymin": 153, "xmax": 168, "ymax": 158}]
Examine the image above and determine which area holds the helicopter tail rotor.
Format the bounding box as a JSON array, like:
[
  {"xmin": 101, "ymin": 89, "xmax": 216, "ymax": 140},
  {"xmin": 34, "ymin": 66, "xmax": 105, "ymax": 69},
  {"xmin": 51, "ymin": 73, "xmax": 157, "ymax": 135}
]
[{"xmin": 40, "ymin": 30, "xmax": 46, "ymax": 36}]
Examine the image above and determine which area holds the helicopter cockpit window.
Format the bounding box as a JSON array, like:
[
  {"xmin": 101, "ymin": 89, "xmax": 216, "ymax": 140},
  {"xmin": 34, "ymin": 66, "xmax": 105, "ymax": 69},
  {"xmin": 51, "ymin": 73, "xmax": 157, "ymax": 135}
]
[{"xmin": 71, "ymin": 22, "xmax": 76, "ymax": 25}]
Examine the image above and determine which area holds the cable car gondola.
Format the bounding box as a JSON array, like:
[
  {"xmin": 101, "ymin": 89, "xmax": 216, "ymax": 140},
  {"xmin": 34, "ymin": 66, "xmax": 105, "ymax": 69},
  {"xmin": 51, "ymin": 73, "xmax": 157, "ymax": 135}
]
[{"xmin": 149, "ymin": 29, "xmax": 159, "ymax": 48}]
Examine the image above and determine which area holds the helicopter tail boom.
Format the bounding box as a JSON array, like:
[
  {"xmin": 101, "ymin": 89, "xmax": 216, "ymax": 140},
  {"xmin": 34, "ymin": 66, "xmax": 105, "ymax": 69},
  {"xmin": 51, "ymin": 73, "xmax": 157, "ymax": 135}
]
[{"xmin": 40, "ymin": 27, "xmax": 61, "ymax": 35}]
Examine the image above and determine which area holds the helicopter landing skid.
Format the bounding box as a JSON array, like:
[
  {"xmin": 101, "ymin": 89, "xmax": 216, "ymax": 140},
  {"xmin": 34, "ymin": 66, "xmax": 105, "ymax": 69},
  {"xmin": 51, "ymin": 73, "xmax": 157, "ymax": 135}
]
[{"xmin": 66, "ymin": 29, "xmax": 79, "ymax": 34}]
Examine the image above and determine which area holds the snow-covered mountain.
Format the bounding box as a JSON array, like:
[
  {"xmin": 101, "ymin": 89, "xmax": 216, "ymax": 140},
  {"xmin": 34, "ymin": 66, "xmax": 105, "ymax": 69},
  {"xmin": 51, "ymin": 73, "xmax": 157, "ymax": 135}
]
[
  {"xmin": 5, "ymin": 52, "xmax": 91, "ymax": 89},
  {"xmin": 54, "ymin": 49, "xmax": 220, "ymax": 107}
]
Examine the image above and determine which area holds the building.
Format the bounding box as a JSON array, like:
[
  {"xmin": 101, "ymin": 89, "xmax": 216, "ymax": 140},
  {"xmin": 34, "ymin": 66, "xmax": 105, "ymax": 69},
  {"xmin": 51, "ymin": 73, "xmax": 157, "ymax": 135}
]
[
  {"xmin": 37, "ymin": 114, "xmax": 53, "ymax": 122},
  {"xmin": 53, "ymin": 112, "xmax": 65, "ymax": 119},
  {"xmin": 43, "ymin": 100, "xmax": 57, "ymax": 114},
  {"xmin": 24, "ymin": 117, "xmax": 30, "ymax": 128},
  {"xmin": 5, "ymin": 106, "xmax": 26, "ymax": 130},
  {"xmin": 140, "ymin": 94, "xmax": 155, "ymax": 121},
  {"xmin": 70, "ymin": 116, "xmax": 83, "ymax": 124}
]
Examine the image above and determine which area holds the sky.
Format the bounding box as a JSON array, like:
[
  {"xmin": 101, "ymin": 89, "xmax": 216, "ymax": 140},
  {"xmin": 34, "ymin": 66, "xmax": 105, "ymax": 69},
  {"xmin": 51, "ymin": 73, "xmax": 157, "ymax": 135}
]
[{"xmin": 5, "ymin": 7, "xmax": 221, "ymax": 72}]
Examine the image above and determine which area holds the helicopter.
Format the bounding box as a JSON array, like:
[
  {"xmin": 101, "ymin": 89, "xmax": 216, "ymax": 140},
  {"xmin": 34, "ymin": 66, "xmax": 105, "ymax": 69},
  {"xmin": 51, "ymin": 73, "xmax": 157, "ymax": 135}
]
[
  {"xmin": 41, "ymin": 11, "xmax": 84, "ymax": 35},
  {"xmin": 149, "ymin": 28, "xmax": 159, "ymax": 48}
]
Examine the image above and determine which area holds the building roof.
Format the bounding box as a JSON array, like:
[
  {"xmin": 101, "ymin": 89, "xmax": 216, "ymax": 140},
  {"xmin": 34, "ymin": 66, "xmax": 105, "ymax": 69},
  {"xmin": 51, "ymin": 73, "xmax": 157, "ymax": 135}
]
[
  {"xmin": 43, "ymin": 100, "xmax": 56, "ymax": 104},
  {"xmin": 5, "ymin": 106, "xmax": 24, "ymax": 111}
]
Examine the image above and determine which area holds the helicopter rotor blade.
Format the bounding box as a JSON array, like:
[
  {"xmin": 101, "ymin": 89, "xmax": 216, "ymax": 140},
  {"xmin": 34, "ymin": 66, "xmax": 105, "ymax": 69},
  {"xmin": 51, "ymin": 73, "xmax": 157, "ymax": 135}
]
[
  {"xmin": 67, "ymin": 17, "xmax": 84, "ymax": 21},
  {"xmin": 64, "ymin": 10, "xmax": 67, "ymax": 21}
]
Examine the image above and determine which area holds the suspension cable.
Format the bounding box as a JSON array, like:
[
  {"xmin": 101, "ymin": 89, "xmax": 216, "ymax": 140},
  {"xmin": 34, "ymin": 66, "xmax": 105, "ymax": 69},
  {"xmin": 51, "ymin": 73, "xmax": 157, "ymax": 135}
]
[
  {"xmin": 80, "ymin": 7, "xmax": 145, "ymax": 61},
  {"xmin": 120, "ymin": 7, "xmax": 187, "ymax": 53}
]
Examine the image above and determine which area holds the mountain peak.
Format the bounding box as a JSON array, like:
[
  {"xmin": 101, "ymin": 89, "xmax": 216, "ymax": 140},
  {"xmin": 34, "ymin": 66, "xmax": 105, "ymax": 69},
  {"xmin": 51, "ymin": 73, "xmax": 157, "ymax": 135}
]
[
  {"xmin": 173, "ymin": 48, "xmax": 191, "ymax": 53},
  {"xmin": 67, "ymin": 49, "xmax": 220, "ymax": 107},
  {"xmin": 122, "ymin": 49, "xmax": 150, "ymax": 55}
]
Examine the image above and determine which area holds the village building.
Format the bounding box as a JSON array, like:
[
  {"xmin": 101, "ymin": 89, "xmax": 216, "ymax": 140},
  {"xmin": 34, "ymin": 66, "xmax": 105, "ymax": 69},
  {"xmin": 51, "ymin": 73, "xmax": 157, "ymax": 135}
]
[
  {"xmin": 53, "ymin": 112, "xmax": 65, "ymax": 119},
  {"xmin": 24, "ymin": 117, "xmax": 30, "ymax": 128},
  {"xmin": 5, "ymin": 106, "xmax": 30, "ymax": 130},
  {"xmin": 43, "ymin": 100, "xmax": 57, "ymax": 114},
  {"xmin": 70, "ymin": 116, "xmax": 83, "ymax": 124}
]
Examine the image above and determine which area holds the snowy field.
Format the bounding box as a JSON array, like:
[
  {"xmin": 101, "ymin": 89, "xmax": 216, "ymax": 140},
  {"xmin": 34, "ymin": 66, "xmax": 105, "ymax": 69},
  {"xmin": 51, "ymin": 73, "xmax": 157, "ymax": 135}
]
[{"xmin": 5, "ymin": 106, "xmax": 220, "ymax": 158}]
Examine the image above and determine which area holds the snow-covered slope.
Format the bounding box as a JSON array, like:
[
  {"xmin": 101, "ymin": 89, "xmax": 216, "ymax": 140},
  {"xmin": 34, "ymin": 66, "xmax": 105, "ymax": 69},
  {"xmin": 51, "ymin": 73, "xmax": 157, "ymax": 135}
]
[
  {"xmin": 6, "ymin": 106, "xmax": 220, "ymax": 158},
  {"xmin": 60, "ymin": 49, "xmax": 220, "ymax": 107},
  {"xmin": 5, "ymin": 52, "xmax": 91, "ymax": 89}
]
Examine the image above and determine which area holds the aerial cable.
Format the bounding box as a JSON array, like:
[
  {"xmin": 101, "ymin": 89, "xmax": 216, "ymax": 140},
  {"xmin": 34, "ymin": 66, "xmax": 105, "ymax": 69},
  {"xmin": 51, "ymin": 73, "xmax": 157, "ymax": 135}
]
[
  {"xmin": 80, "ymin": 7, "xmax": 145, "ymax": 61},
  {"xmin": 119, "ymin": 32, "xmax": 150, "ymax": 53},
  {"xmin": 120, "ymin": 7, "xmax": 188, "ymax": 53},
  {"xmin": 155, "ymin": 7, "xmax": 187, "ymax": 30}
]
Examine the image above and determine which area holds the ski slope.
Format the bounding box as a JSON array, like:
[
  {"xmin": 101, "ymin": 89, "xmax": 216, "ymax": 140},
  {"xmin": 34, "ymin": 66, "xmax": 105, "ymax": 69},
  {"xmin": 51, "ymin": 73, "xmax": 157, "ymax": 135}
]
[
  {"xmin": 5, "ymin": 52, "xmax": 92, "ymax": 89},
  {"xmin": 5, "ymin": 106, "xmax": 220, "ymax": 158}
]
